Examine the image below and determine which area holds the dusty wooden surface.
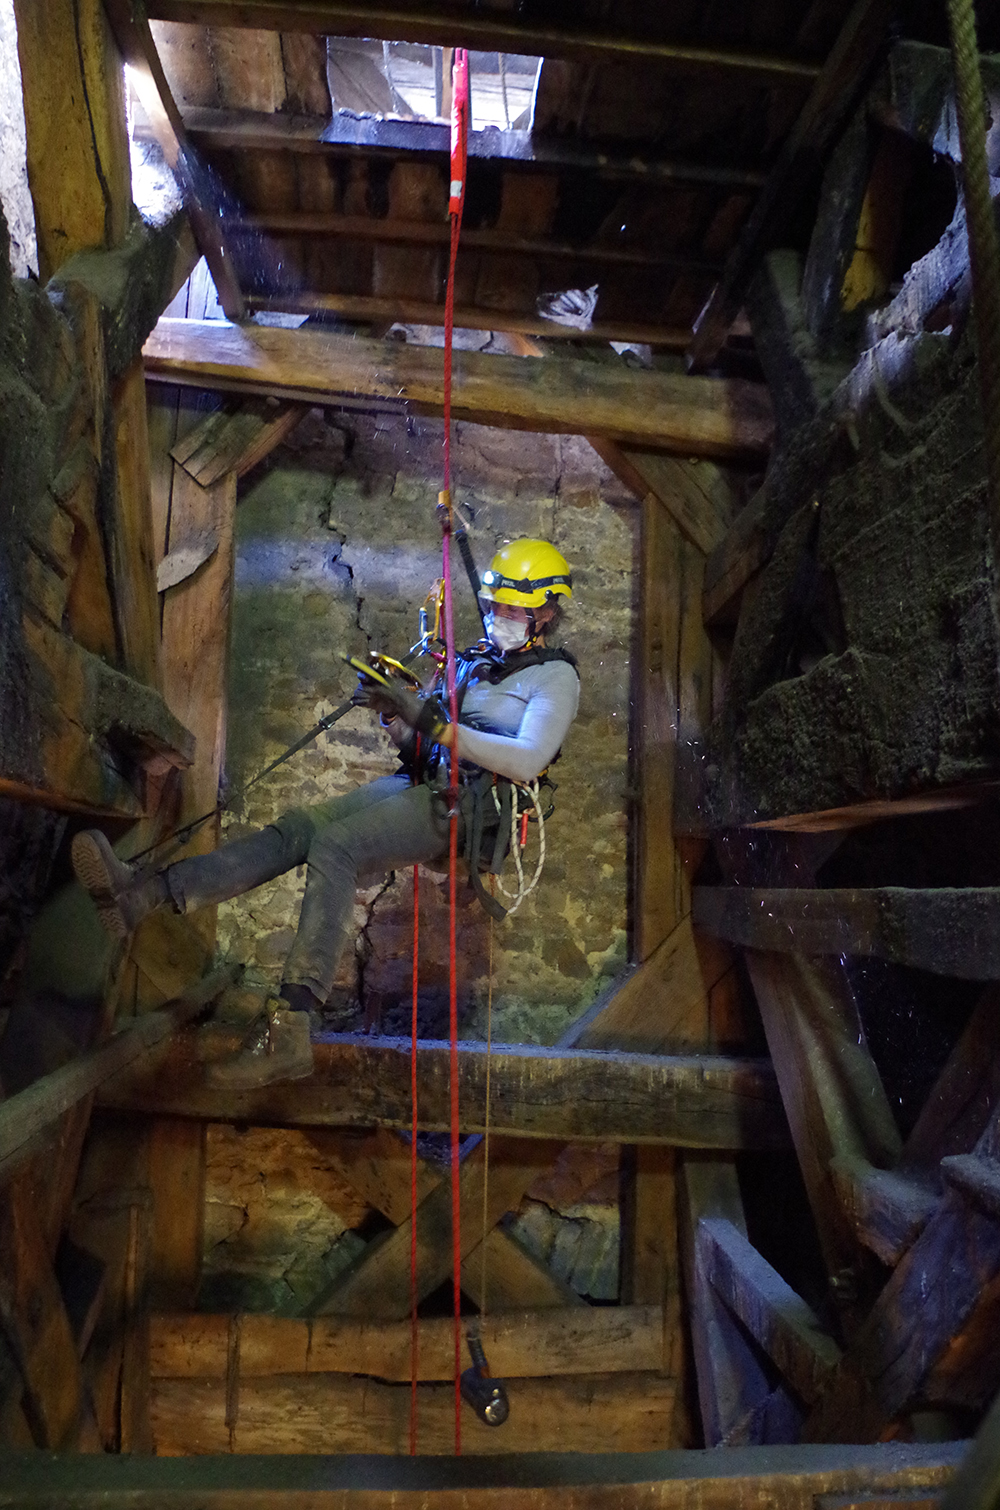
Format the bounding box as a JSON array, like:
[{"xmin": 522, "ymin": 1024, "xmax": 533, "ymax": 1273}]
[
  {"xmin": 143, "ymin": 319, "xmax": 774, "ymax": 460},
  {"xmin": 96, "ymin": 1032, "xmax": 788, "ymax": 1148}
]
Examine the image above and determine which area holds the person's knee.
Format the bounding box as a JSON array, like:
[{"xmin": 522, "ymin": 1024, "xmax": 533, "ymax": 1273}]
[{"xmin": 271, "ymin": 807, "xmax": 318, "ymax": 856}]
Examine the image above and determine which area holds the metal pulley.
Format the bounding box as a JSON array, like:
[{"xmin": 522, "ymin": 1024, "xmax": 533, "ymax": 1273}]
[{"xmin": 460, "ymin": 1331, "xmax": 509, "ymax": 1427}]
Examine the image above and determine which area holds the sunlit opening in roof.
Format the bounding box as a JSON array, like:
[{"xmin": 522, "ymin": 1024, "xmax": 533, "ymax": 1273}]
[{"xmin": 326, "ymin": 41, "xmax": 541, "ymax": 131}]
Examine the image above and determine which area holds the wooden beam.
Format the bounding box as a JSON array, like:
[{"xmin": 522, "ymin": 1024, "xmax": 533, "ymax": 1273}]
[
  {"xmin": 694, "ymin": 886, "xmax": 1000, "ymax": 980},
  {"xmin": 246, "ymin": 292, "xmax": 694, "ymax": 351},
  {"xmin": 744, "ymin": 953, "xmax": 901, "ymax": 1332},
  {"xmin": 688, "ymin": 0, "xmax": 897, "ymax": 369},
  {"xmin": 169, "ymin": 398, "xmax": 308, "ymax": 487},
  {"xmin": 590, "ymin": 442, "xmax": 736, "ymax": 557},
  {"xmin": 102, "ymin": 0, "xmax": 245, "ymax": 320},
  {"xmin": 96, "ymin": 1031, "xmax": 789, "ymax": 1150},
  {"xmin": 311, "ymin": 1136, "xmax": 564, "ymax": 1319},
  {"xmin": 149, "ymin": 1369, "xmax": 681, "ymax": 1456},
  {"xmin": 0, "ymin": 1440, "xmax": 966, "ymax": 1504},
  {"xmin": 829, "ymin": 1157, "xmax": 939, "ymax": 1268},
  {"xmin": 900, "ymin": 983, "xmax": 1000, "ymax": 1174},
  {"xmin": 176, "ymin": 106, "xmax": 770, "ymax": 192},
  {"xmin": 150, "ymin": 1304, "xmax": 662, "ymax": 1381},
  {"xmin": 561, "ymin": 917, "xmax": 734, "ymax": 1056},
  {"xmin": 143, "ymin": 318, "xmax": 774, "ymax": 460},
  {"xmin": 13, "ymin": 0, "xmax": 130, "ymax": 280},
  {"xmin": 0, "ymin": 967, "xmax": 235, "ymax": 1185},
  {"xmin": 699, "ymin": 1217, "xmax": 842, "ymax": 1405},
  {"xmin": 146, "ymin": 3, "xmax": 820, "ymax": 83}
]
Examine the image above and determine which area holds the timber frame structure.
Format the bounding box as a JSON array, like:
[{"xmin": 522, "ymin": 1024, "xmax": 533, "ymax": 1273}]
[{"xmin": 4, "ymin": 1, "xmax": 1000, "ymax": 1506}]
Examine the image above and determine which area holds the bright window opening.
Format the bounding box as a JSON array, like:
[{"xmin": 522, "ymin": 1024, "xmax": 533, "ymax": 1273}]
[
  {"xmin": 0, "ymin": 0, "xmax": 37, "ymax": 278},
  {"xmin": 326, "ymin": 41, "xmax": 541, "ymax": 131}
]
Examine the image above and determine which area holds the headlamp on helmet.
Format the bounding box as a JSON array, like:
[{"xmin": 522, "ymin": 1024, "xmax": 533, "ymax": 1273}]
[{"xmin": 478, "ymin": 539, "xmax": 573, "ymax": 610}]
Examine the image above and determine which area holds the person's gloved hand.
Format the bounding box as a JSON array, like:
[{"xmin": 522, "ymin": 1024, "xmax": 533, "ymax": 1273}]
[{"xmin": 355, "ymin": 675, "xmax": 449, "ymax": 741}]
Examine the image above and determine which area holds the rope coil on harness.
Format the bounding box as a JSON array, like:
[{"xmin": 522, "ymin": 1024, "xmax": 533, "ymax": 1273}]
[{"xmin": 490, "ymin": 778, "xmax": 547, "ymax": 915}]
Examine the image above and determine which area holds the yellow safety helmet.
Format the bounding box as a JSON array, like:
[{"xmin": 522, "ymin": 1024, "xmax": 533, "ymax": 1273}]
[{"xmin": 479, "ymin": 539, "xmax": 573, "ymax": 609}]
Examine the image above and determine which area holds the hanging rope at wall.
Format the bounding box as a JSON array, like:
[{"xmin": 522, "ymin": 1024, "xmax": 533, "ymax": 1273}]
[{"xmin": 945, "ymin": 0, "xmax": 1000, "ymax": 641}]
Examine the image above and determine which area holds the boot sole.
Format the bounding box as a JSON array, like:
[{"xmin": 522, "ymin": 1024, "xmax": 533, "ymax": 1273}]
[{"xmin": 71, "ymin": 832, "xmax": 130, "ymax": 939}]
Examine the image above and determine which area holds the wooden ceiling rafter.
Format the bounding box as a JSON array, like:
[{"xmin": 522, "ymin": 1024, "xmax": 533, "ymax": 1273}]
[
  {"xmin": 687, "ymin": 0, "xmax": 901, "ymax": 370},
  {"xmin": 102, "ymin": 0, "xmax": 246, "ymax": 321},
  {"xmin": 145, "ymin": 0, "xmax": 824, "ymax": 84}
]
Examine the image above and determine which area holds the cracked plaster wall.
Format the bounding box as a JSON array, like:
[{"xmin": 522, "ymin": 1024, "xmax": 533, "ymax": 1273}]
[{"xmin": 217, "ymin": 409, "xmax": 635, "ymax": 1046}]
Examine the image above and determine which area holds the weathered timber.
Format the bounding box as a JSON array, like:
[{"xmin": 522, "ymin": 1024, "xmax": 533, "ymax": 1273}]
[
  {"xmin": 461, "ymin": 1224, "xmax": 584, "ymax": 1313},
  {"xmin": 699, "ymin": 1217, "xmax": 842, "ymax": 1405},
  {"xmin": 0, "ymin": 1441, "xmax": 966, "ymax": 1506},
  {"xmin": 901, "ymin": 984, "xmax": 1000, "ymax": 1174},
  {"xmin": 0, "ymin": 1170, "xmax": 82, "ymax": 1449},
  {"xmin": 746, "ymin": 250, "xmax": 848, "ymax": 438},
  {"xmin": 96, "ymin": 1031, "xmax": 788, "ymax": 1150},
  {"xmin": 879, "ymin": 40, "xmax": 1000, "ymax": 167},
  {"xmin": 703, "ymin": 489, "xmax": 774, "ymax": 627},
  {"xmin": 680, "ymin": 1156, "xmax": 798, "ymax": 1447},
  {"xmin": 563, "ymin": 918, "xmax": 735, "ymax": 1056},
  {"xmin": 745, "ymin": 953, "xmax": 900, "ymax": 1331},
  {"xmin": 49, "ymin": 214, "xmax": 199, "ymax": 383},
  {"xmin": 830, "ymin": 1158, "xmax": 939, "ymax": 1267},
  {"xmin": 941, "ymin": 1155, "xmax": 1000, "ymax": 1221},
  {"xmin": 0, "ymin": 967, "xmax": 235, "ymax": 1184},
  {"xmin": 620, "ymin": 1146, "xmax": 688, "ymax": 1438},
  {"xmin": 146, "ymin": 3, "xmax": 819, "ymax": 81},
  {"xmin": 12, "ymin": 0, "xmax": 130, "ymax": 280},
  {"xmin": 7, "ymin": 619, "xmax": 193, "ymax": 817},
  {"xmin": 695, "ymin": 887, "xmax": 1000, "ymax": 979},
  {"xmin": 177, "ymin": 106, "xmax": 768, "ymax": 192},
  {"xmin": 150, "ymin": 1369, "xmax": 681, "ymax": 1456},
  {"xmin": 102, "ymin": 0, "xmax": 244, "ymax": 319},
  {"xmin": 590, "ymin": 441, "xmax": 736, "ymax": 556},
  {"xmin": 150, "ymin": 1305, "xmax": 661, "ymax": 1382},
  {"xmin": 688, "ymin": 0, "xmax": 898, "ymax": 367},
  {"xmin": 804, "ymin": 1106, "xmax": 1000, "ymax": 1441},
  {"xmin": 109, "ymin": 357, "xmax": 162, "ymax": 687},
  {"xmin": 312, "ymin": 1136, "xmax": 564, "ymax": 1319},
  {"xmin": 938, "ymin": 1386, "xmax": 1000, "ymax": 1510},
  {"xmin": 801, "ymin": 109, "xmax": 875, "ymax": 355},
  {"xmin": 169, "ymin": 398, "xmax": 308, "ymax": 487},
  {"xmin": 146, "ymin": 1120, "xmax": 206, "ymax": 1310},
  {"xmin": 143, "ymin": 318, "xmax": 774, "ymax": 461}
]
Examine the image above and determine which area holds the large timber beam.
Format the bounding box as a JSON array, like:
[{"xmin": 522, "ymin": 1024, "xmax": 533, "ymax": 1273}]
[
  {"xmin": 688, "ymin": 0, "xmax": 898, "ymax": 369},
  {"xmin": 143, "ymin": 318, "xmax": 773, "ymax": 460},
  {"xmin": 96, "ymin": 1032, "xmax": 789, "ymax": 1149},
  {"xmin": 176, "ymin": 107, "xmax": 769, "ymax": 192},
  {"xmin": 0, "ymin": 1440, "xmax": 966, "ymax": 1505},
  {"xmin": 694, "ymin": 886, "xmax": 1000, "ymax": 979},
  {"xmin": 146, "ymin": 3, "xmax": 820, "ymax": 84}
]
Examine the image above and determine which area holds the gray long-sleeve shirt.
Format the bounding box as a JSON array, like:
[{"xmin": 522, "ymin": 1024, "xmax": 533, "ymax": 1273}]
[{"xmin": 455, "ymin": 656, "xmax": 580, "ymax": 783}]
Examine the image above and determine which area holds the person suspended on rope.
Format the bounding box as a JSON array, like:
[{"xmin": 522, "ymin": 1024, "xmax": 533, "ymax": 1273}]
[{"xmin": 70, "ymin": 538, "xmax": 579, "ymax": 1090}]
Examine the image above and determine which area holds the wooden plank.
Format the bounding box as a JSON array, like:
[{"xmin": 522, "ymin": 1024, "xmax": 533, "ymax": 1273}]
[
  {"xmin": 149, "ymin": 1305, "xmax": 662, "ymax": 1381},
  {"xmin": 619, "ymin": 1146, "xmax": 688, "ymax": 1440},
  {"xmin": 565, "ymin": 917, "xmax": 735, "ymax": 1056},
  {"xmin": 695, "ymin": 886, "xmax": 1000, "ymax": 979},
  {"xmin": 170, "ymin": 399, "xmax": 308, "ymax": 486},
  {"xmin": 311, "ymin": 1137, "xmax": 564, "ymax": 1318},
  {"xmin": 703, "ymin": 490, "xmax": 773, "ymax": 628},
  {"xmin": 146, "ymin": 1119, "xmax": 206, "ymax": 1309},
  {"xmin": 0, "ymin": 1439, "xmax": 967, "ymax": 1505},
  {"xmin": 12, "ymin": 0, "xmax": 130, "ymax": 279},
  {"xmin": 592, "ymin": 442, "xmax": 735, "ymax": 556},
  {"xmin": 829, "ymin": 1158, "xmax": 939, "ymax": 1268},
  {"xmin": 679, "ymin": 1156, "xmax": 793, "ymax": 1447},
  {"xmin": 745, "ymin": 953, "xmax": 900, "ymax": 1330},
  {"xmin": 0, "ymin": 1171, "xmax": 82, "ymax": 1449},
  {"xmin": 110, "ymin": 357, "xmax": 162, "ymax": 688},
  {"xmin": 102, "ymin": 0, "xmax": 245, "ymax": 320},
  {"xmin": 699, "ymin": 1216, "xmax": 842, "ymax": 1405},
  {"xmin": 688, "ymin": 0, "xmax": 898, "ymax": 367},
  {"xmin": 143, "ymin": 318, "xmax": 774, "ymax": 461},
  {"xmin": 0, "ymin": 967, "xmax": 235, "ymax": 1185},
  {"xmin": 900, "ymin": 983, "xmax": 1000, "ymax": 1173},
  {"xmin": 150, "ymin": 1369, "xmax": 681, "ymax": 1456},
  {"xmin": 96, "ymin": 1031, "xmax": 789, "ymax": 1151},
  {"xmin": 146, "ymin": 3, "xmax": 820, "ymax": 82},
  {"xmin": 459, "ymin": 1224, "xmax": 584, "ymax": 1313}
]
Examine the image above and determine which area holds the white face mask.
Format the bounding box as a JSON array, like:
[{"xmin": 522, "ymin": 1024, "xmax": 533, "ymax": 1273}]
[{"xmin": 485, "ymin": 611, "xmax": 531, "ymax": 653}]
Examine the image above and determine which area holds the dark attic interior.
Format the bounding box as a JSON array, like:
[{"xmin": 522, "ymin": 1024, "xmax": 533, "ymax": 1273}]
[{"xmin": 11, "ymin": 0, "xmax": 1000, "ymax": 1504}]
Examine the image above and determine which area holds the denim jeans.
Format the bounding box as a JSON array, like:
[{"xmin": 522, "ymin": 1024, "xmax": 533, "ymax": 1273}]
[{"xmin": 165, "ymin": 774, "xmax": 456, "ymax": 1002}]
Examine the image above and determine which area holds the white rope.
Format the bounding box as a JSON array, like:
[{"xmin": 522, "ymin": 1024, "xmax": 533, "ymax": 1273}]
[{"xmin": 490, "ymin": 778, "xmax": 546, "ymax": 915}]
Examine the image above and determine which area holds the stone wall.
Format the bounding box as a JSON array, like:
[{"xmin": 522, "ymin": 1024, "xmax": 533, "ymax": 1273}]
[{"xmin": 217, "ymin": 408, "xmax": 636, "ymax": 1046}]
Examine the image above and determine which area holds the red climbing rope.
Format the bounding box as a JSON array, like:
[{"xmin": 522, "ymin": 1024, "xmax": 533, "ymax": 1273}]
[{"xmin": 407, "ymin": 47, "xmax": 470, "ymax": 1460}]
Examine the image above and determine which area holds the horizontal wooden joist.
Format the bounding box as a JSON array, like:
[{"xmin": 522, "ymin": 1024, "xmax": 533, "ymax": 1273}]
[
  {"xmin": 0, "ymin": 968, "xmax": 237, "ymax": 1185},
  {"xmin": 694, "ymin": 886, "xmax": 1000, "ymax": 979},
  {"xmin": 0, "ymin": 1440, "xmax": 966, "ymax": 1505},
  {"xmin": 144, "ymin": 319, "xmax": 773, "ymax": 459},
  {"xmin": 147, "ymin": 2, "xmax": 821, "ymax": 84},
  {"xmin": 150, "ymin": 1304, "xmax": 664, "ymax": 1382},
  {"xmin": 97, "ymin": 1032, "xmax": 789, "ymax": 1149},
  {"xmin": 177, "ymin": 107, "xmax": 769, "ymax": 192}
]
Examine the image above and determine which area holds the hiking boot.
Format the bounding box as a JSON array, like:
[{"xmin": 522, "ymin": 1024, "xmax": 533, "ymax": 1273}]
[
  {"xmin": 71, "ymin": 830, "xmax": 168, "ymax": 939},
  {"xmin": 205, "ymin": 1001, "xmax": 314, "ymax": 1090}
]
